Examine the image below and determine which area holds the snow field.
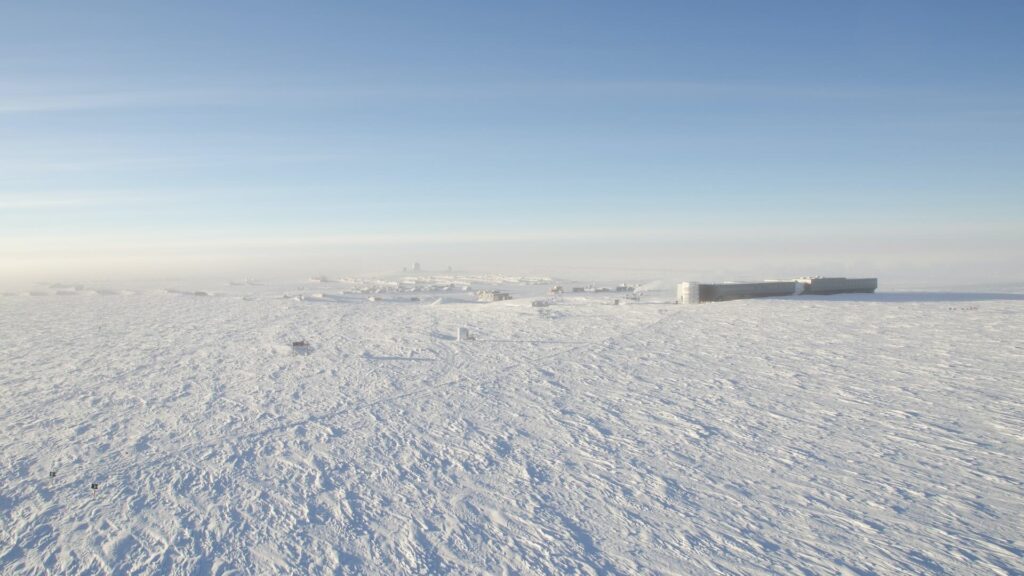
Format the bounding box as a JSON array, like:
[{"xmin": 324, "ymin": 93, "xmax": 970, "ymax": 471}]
[{"xmin": 1, "ymin": 287, "xmax": 1022, "ymax": 574}]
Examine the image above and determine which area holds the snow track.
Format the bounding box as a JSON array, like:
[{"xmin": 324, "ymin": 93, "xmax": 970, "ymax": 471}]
[{"xmin": 1, "ymin": 290, "xmax": 1022, "ymax": 574}]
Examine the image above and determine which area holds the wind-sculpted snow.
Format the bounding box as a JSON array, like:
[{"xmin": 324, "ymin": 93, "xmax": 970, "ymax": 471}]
[{"xmin": 1, "ymin": 287, "xmax": 1022, "ymax": 574}]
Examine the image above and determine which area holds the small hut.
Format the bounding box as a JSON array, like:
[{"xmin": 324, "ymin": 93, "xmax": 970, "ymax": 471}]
[{"xmin": 477, "ymin": 290, "xmax": 512, "ymax": 302}]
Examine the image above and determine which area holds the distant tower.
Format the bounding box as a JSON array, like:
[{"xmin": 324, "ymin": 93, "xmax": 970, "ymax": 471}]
[{"xmin": 413, "ymin": 262, "xmax": 421, "ymax": 272}]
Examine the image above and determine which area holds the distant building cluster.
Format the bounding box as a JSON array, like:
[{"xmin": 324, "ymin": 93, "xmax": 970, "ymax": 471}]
[
  {"xmin": 677, "ymin": 277, "xmax": 877, "ymax": 304},
  {"xmin": 566, "ymin": 284, "xmax": 636, "ymax": 294}
]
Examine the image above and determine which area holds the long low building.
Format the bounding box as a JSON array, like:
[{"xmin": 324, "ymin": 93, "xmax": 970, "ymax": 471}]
[
  {"xmin": 701, "ymin": 281, "xmax": 799, "ymax": 303},
  {"xmin": 678, "ymin": 277, "xmax": 877, "ymax": 304},
  {"xmin": 797, "ymin": 276, "xmax": 878, "ymax": 295}
]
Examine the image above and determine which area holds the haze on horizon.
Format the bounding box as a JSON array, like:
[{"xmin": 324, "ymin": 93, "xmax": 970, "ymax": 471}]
[{"xmin": 2, "ymin": 1, "xmax": 1022, "ymax": 288}]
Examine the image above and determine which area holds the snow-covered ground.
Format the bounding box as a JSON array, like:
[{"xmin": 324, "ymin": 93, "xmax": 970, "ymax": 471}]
[{"xmin": 1, "ymin": 279, "xmax": 1022, "ymax": 574}]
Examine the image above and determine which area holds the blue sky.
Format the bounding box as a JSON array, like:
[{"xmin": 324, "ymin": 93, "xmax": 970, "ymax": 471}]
[{"xmin": 1, "ymin": 1, "xmax": 1022, "ymax": 284}]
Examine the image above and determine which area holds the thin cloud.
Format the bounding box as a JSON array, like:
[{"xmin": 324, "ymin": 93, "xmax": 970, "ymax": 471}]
[
  {"xmin": 2, "ymin": 79, "xmax": 997, "ymax": 115},
  {"xmin": 0, "ymin": 88, "xmax": 238, "ymax": 114},
  {"xmin": 0, "ymin": 192, "xmax": 148, "ymax": 210},
  {"xmin": 0, "ymin": 196, "xmax": 101, "ymax": 209}
]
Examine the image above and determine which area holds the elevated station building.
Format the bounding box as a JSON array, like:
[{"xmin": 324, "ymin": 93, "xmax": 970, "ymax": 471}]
[{"xmin": 677, "ymin": 277, "xmax": 877, "ymax": 304}]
